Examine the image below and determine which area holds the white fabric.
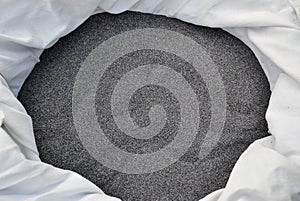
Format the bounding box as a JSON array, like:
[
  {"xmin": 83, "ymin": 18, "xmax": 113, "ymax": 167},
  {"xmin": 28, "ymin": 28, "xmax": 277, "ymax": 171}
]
[{"xmin": 0, "ymin": 0, "xmax": 300, "ymax": 200}]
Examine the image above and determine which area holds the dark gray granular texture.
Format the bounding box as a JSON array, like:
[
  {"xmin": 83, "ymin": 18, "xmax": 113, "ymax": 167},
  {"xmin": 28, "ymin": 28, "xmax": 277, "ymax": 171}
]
[{"xmin": 18, "ymin": 12, "xmax": 271, "ymax": 201}]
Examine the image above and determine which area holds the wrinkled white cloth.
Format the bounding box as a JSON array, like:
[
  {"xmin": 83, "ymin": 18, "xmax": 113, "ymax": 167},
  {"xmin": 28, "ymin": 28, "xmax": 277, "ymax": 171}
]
[{"xmin": 0, "ymin": 0, "xmax": 300, "ymax": 200}]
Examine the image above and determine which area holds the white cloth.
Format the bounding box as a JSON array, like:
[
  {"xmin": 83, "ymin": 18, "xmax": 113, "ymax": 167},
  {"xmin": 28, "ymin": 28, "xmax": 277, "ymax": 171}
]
[{"xmin": 0, "ymin": 0, "xmax": 300, "ymax": 200}]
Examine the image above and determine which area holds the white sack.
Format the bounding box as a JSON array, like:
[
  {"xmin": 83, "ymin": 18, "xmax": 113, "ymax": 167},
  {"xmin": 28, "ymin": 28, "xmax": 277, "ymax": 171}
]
[{"xmin": 0, "ymin": 0, "xmax": 300, "ymax": 200}]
